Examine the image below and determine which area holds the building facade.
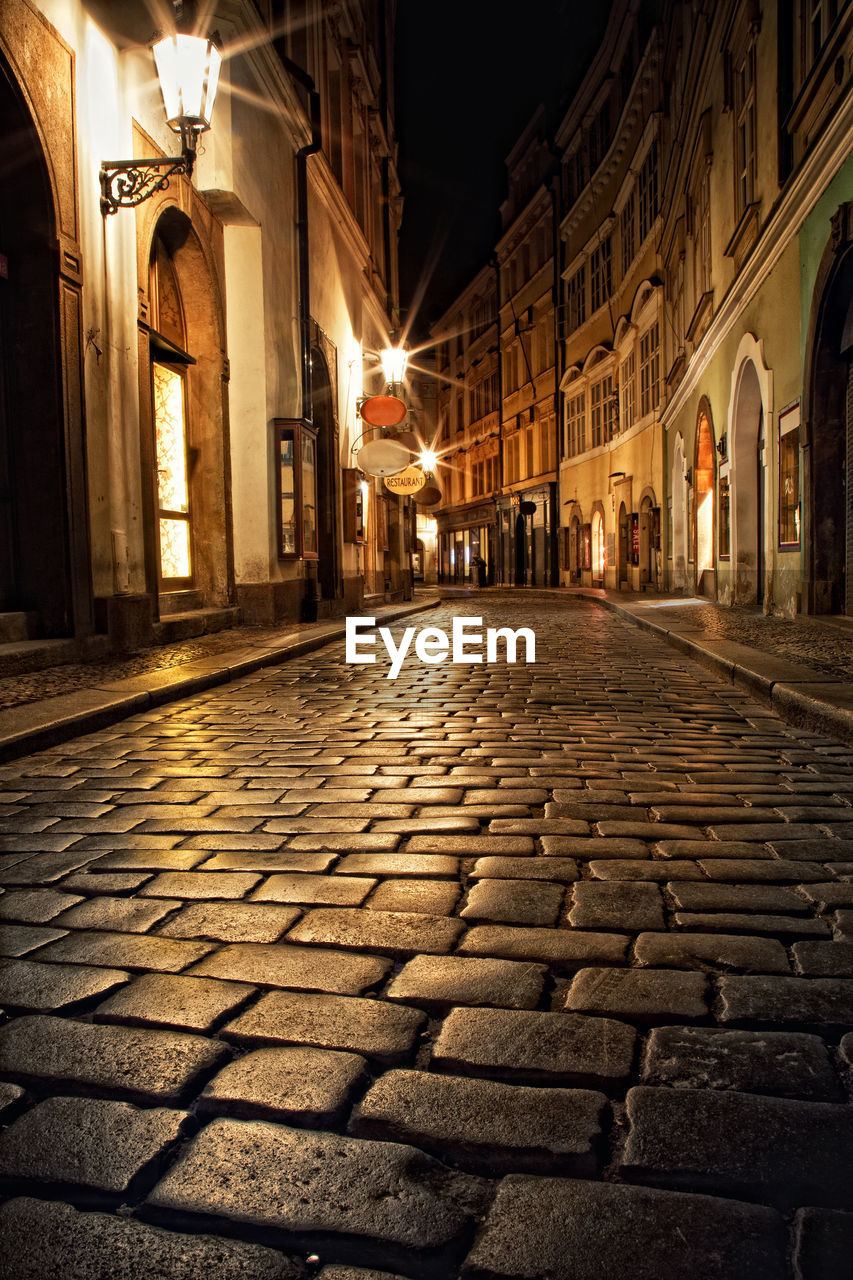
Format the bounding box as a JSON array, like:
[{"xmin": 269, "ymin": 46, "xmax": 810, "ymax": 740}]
[
  {"xmin": 0, "ymin": 0, "xmax": 408, "ymax": 656},
  {"xmin": 432, "ymin": 263, "xmax": 501, "ymax": 584},
  {"xmin": 557, "ymin": 2, "xmax": 666, "ymax": 591},
  {"xmin": 430, "ymin": 0, "xmax": 852, "ymax": 620},
  {"xmin": 495, "ymin": 109, "xmax": 560, "ymax": 588},
  {"xmin": 659, "ymin": 0, "xmax": 853, "ymax": 617}
]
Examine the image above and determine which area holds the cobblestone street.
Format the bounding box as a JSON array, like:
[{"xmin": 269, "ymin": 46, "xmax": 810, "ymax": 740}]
[{"xmin": 1, "ymin": 595, "xmax": 852, "ymax": 1279}]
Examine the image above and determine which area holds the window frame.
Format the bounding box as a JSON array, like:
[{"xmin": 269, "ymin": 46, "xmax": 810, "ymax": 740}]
[
  {"xmin": 778, "ymin": 402, "xmax": 801, "ymax": 548},
  {"xmin": 275, "ymin": 417, "xmax": 319, "ymax": 561}
]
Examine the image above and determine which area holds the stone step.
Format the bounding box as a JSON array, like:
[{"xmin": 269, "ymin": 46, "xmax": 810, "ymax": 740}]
[
  {"xmin": 152, "ymin": 606, "xmax": 241, "ymax": 645},
  {"xmin": 0, "ymin": 612, "xmax": 37, "ymax": 643}
]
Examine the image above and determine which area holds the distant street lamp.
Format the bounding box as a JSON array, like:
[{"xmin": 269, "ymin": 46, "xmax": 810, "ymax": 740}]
[{"xmin": 100, "ymin": 2, "xmax": 221, "ymax": 216}]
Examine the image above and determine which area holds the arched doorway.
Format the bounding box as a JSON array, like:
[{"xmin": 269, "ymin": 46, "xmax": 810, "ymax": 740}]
[
  {"xmin": 310, "ymin": 345, "xmax": 341, "ymax": 607},
  {"xmin": 695, "ymin": 409, "xmax": 716, "ymax": 597},
  {"xmin": 806, "ymin": 233, "xmax": 853, "ymax": 615},
  {"xmin": 144, "ymin": 210, "xmax": 231, "ymax": 613},
  {"xmin": 514, "ymin": 512, "xmax": 527, "ymax": 585},
  {"xmin": 569, "ymin": 513, "xmax": 581, "ymax": 583},
  {"xmin": 591, "ymin": 508, "xmax": 605, "ymax": 585},
  {"xmin": 672, "ymin": 434, "xmax": 687, "ymax": 590},
  {"xmin": 639, "ymin": 493, "xmax": 656, "ymax": 586},
  {"xmin": 618, "ymin": 503, "xmax": 630, "ymax": 585},
  {"xmin": 0, "ymin": 56, "xmax": 72, "ymax": 634},
  {"xmin": 731, "ymin": 359, "xmax": 766, "ymax": 607}
]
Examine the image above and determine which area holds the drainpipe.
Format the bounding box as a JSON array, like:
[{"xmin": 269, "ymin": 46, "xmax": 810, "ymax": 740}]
[
  {"xmin": 273, "ymin": 47, "xmax": 321, "ymax": 615},
  {"xmin": 275, "ymin": 48, "xmax": 322, "ymax": 423},
  {"xmin": 549, "ymin": 175, "xmax": 561, "ymax": 587},
  {"xmin": 491, "ymin": 253, "xmax": 504, "ymax": 584}
]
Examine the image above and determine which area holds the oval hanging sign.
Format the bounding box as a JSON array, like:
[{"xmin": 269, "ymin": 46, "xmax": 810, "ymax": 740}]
[
  {"xmin": 384, "ymin": 465, "xmax": 425, "ymax": 496},
  {"xmin": 356, "ymin": 438, "xmax": 412, "ymax": 477},
  {"xmin": 414, "ymin": 483, "xmax": 442, "ymax": 507},
  {"xmin": 359, "ymin": 394, "xmax": 407, "ymax": 427}
]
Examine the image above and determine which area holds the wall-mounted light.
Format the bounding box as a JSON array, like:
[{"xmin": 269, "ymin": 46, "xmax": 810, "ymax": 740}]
[
  {"xmin": 100, "ymin": 2, "xmax": 221, "ymax": 216},
  {"xmin": 380, "ymin": 345, "xmax": 408, "ymax": 387},
  {"xmin": 419, "ymin": 448, "xmax": 438, "ymax": 473},
  {"xmin": 715, "ymin": 434, "xmax": 728, "ymax": 459}
]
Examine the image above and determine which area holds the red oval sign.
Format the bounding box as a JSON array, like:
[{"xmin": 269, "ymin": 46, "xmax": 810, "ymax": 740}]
[{"xmin": 359, "ymin": 394, "xmax": 407, "ymax": 427}]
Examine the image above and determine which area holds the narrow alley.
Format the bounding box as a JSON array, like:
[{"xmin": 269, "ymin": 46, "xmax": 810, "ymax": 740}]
[{"xmin": 0, "ymin": 595, "xmax": 851, "ymax": 1278}]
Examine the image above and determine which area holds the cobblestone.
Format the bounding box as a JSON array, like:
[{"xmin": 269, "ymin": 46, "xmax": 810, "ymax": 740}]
[
  {"xmin": 620, "ymin": 1085, "xmax": 853, "ymax": 1209},
  {"xmin": 223, "ymin": 991, "xmax": 425, "ymax": 1062},
  {"xmin": 0, "ymin": 1095, "xmax": 187, "ymax": 1193},
  {"xmin": 199, "ymin": 1045, "xmax": 367, "ymax": 1124},
  {"xmin": 3, "ymin": 594, "xmax": 853, "ymax": 1276},
  {"xmin": 431, "ymin": 1007, "xmax": 636, "ymax": 1085},
  {"xmin": 0, "ymin": 1197, "xmax": 307, "ymax": 1279},
  {"xmin": 0, "ymin": 1013, "xmax": 228, "ymax": 1102},
  {"xmin": 350, "ymin": 1070, "xmax": 607, "ymax": 1173},
  {"xmin": 147, "ymin": 1118, "xmax": 486, "ymax": 1250},
  {"xmin": 565, "ymin": 968, "xmax": 708, "ymax": 1020},
  {"xmin": 461, "ymin": 1176, "xmax": 788, "ymax": 1279},
  {"xmin": 385, "ymin": 954, "xmax": 546, "ymax": 1010},
  {"xmin": 641, "ymin": 1026, "xmax": 842, "ymax": 1100},
  {"xmin": 93, "ymin": 973, "xmax": 255, "ymax": 1033},
  {"xmin": 0, "ymin": 958, "xmax": 130, "ymax": 1011}
]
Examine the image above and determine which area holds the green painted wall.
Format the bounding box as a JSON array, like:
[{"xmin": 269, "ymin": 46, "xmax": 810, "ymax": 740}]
[{"xmin": 799, "ymin": 152, "xmax": 853, "ymax": 361}]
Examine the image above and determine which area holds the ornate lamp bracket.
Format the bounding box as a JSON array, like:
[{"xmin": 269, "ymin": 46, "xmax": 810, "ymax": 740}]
[{"xmin": 100, "ymin": 149, "xmax": 195, "ymax": 217}]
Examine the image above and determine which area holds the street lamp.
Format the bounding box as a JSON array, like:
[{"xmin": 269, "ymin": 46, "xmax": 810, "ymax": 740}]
[
  {"xmin": 100, "ymin": 2, "xmax": 221, "ymax": 216},
  {"xmin": 380, "ymin": 344, "xmax": 408, "ymax": 388}
]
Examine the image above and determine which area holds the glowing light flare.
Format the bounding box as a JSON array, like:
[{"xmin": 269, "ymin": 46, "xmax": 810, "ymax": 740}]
[
  {"xmin": 380, "ymin": 345, "xmax": 408, "ymax": 385},
  {"xmin": 418, "ymin": 449, "xmax": 438, "ymax": 473},
  {"xmin": 153, "ymin": 32, "xmax": 221, "ymax": 132}
]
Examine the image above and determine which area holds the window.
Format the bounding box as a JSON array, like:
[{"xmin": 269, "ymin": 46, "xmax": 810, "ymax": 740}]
[
  {"xmin": 620, "ymin": 352, "xmax": 636, "ymax": 432},
  {"xmin": 621, "ymin": 192, "xmax": 636, "ymax": 277},
  {"xmin": 566, "ymin": 390, "xmax": 586, "ymax": 457},
  {"xmin": 153, "ymin": 362, "xmax": 192, "ymax": 583},
  {"xmin": 567, "ymin": 266, "xmax": 586, "ymax": 331},
  {"xmin": 671, "ymin": 253, "xmax": 685, "ymax": 352},
  {"xmin": 275, "ymin": 419, "xmax": 318, "ymax": 560},
  {"xmin": 719, "ymin": 472, "xmax": 731, "ymax": 558},
  {"xmin": 733, "ymin": 40, "xmax": 756, "ymax": 218},
  {"xmin": 590, "ymin": 374, "xmax": 615, "ymax": 447},
  {"xmin": 693, "ymin": 166, "xmax": 711, "ymax": 300},
  {"xmin": 639, "ymin": 322, "xmax": 660, "ymax": 417},
  {"xmin": 539, "ymin": 414, "xmax": 556, "ymax": 473},
  {"xmin": 638, "ymin": 141, "xmax": 659, "ymax": 242},
  {"xmin": 779, "ymin": 404, "xmax": 801, "ymax": 546},
  {"xmin": 525, "ymin": 424, "xmax": 534, "ymax": 477},
  {"xmin": 590, "ymin": 238, "xmax": 612, "ymax": 313},
  {"xmin": 564, "ymin": 149, "xmax": 584, "ymax": 206},
  {"xmin": 588, "ymin": 98, "xmax": 611, "ymax": 173},
  {"xmin": 149, "ymin": 236, "xmax": 194, "ymax": 588},
  {"xmin": 809, "ymin": 0, "xmax": 839, "ymax": 69}
]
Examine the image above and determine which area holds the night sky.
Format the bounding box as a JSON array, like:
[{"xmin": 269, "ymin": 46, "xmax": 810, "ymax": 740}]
[{"xmin": 395, "ymin": 2, "xmax": 612, "ymax": 344}]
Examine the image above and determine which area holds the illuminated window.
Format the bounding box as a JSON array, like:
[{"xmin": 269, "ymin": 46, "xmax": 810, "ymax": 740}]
[
  {"xmin": 275, "ymin": 419, "xmax": 319, "ymax": 560},
  {"xmin": 153, "ymin": 363, "xmax": 192, "ymax": 583},
  {"xmin": 779, "ymin": 404, "xmax": 801, "ymax": 546},
  {"xmin": 149, "ymin": 235, "xmax": 194, "ymax": 588}
]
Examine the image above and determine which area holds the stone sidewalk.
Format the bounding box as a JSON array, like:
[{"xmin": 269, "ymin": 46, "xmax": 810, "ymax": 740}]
[
  {"xmin": 0, "ymin": 594, "xmax": 851, "ymax": 1278},
  {"xmin": 0, "ymin": 596, "xmax": 438, "ymax": 764}
]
